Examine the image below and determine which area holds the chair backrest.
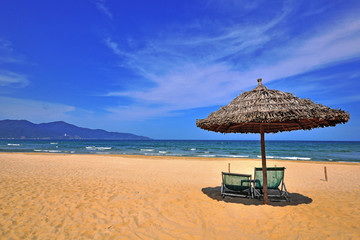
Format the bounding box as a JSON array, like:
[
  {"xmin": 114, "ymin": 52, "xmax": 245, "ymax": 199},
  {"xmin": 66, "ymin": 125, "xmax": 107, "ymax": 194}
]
[
  {"xmin": 222, "ymin": 172, "xmax": 251, "ymax": 191},
  {"xmin": 254, "ymin": 167, "xmax": 285, "ymax": 189}
]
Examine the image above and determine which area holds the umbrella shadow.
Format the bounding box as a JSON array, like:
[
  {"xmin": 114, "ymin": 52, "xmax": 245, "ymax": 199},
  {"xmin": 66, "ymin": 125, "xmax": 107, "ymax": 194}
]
[{"xmin": 201, "ymin": 186, "xmax": 312, "ymax": 206}]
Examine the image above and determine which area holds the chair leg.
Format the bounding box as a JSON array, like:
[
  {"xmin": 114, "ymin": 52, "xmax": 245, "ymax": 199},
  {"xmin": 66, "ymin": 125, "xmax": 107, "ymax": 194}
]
[
  {"xmin": 281, "ymin": 183, "xmax": 290, "ymax": 201},
  {"xmin": 221, "ymin": 184, "xmax": 224, "ymax": 198},
  {"xmin": 246, "ymin": 188, "xmax": 252, "ymax": 198},
  {"xmin": 253, "ymin": 188, "xmax": 261, "ymax": 198}
]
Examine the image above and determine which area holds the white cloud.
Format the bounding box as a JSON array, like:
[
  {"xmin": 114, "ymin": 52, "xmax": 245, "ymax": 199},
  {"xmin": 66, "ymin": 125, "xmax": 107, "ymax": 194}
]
[
  {"xmin": 0, "ymin": 96, "xmax": 75, "ymax": 122},
  {"xmin": 104, "ymin": 38, "xmax": 122, "ymax": 55},
  {"xmin": 0, "ymin": 39, "xmax": 29, "ymax": 87},
  {"xmin": 0, "ymin": 71, "xmax": 29, "ymax": 87},
  {"xmin": 104, "ymin": 5, "xmax": 360, "ymax": 119},
  {"xmin": 107, "ymin": 63, "xmax": 245, "ymax": 110},
  {"xmin": 103, "ymin": 8, "xmax": 291, "ymax": 111},
  {"xmin": 0, "ymin": 38, "xmax": 24, "ymax": 64},
  {"xmin": 329, "ymin": 94, "xmax": 360, "ymax": 105},
  {"xmin": 0, "ymin": 38, "xmax": 12, "ymax": 50},
  {"xmin": 95, "ymin": 0, "xmax": 113, "ymax": 19},
  {"xmin": 105, "ymin": 105, "xmax": 176, "ymax": 121}
]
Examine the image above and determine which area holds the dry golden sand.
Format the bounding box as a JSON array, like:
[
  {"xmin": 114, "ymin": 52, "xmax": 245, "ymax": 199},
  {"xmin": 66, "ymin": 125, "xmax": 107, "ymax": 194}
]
[{"xmin": 0, "ymin": 153, "xmax": 360, "ymax": 240}]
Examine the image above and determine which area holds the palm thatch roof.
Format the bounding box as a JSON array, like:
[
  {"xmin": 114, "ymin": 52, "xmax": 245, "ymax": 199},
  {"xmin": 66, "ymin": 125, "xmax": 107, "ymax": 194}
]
[{"xmin": 196, "ymin": 79, "xmax": 350, "ymax": 134}]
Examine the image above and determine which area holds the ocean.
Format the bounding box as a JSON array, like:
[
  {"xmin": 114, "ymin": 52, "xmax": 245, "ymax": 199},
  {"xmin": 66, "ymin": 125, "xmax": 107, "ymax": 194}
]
[{"xmin": 1, "ymin": 140, "xmax": 359, "ymax": 163}]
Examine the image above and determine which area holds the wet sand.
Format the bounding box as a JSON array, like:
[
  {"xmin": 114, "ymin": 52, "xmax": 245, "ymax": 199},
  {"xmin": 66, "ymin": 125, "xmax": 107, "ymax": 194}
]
[{"xmin": 1, "ymin": 153, "xmax": 359, "ymax": 239}]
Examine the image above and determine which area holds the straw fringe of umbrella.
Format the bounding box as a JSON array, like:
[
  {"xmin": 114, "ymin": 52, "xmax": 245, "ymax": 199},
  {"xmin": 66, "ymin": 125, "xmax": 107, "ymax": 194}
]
[{"xmin": 196, "ymin": 79, "xmax": 350, "ymax": 134}]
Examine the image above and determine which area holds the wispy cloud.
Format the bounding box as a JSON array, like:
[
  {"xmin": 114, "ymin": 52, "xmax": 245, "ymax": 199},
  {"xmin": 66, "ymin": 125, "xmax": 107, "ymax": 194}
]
[
  {"xmin": 0, "ymin": 71, "xmax": 29, "ymax": 87},
  {"xmin": 103, "ymin": 6, "xmax": 291, "ymax": 111},
  {"xmin": 337, "ymin": 94, "xmax": 360, "ymax": 104},
  {"xmin": 0, "ymin": 96, "xmax": 75, "ymax": 122},
  {"xmin": 95, "ymin": 0, "xmax": 113, "ymax": 19},
  {"xmin": 104, "ymin": 38, "xmax": 122, "ymax": 55},
  {"xmin": 105, "ymin": 105, "xmax": 178, "ymax": 121},
  {"xmin": 0, "ymin": 38, "xmax": 29, "ymax": 88},
  {"xmin": 0, "ymin": 38, "xmax": 12, "ymax": 50},
  {"xmin": 0, "ymin": 38, "xmax": 23, "ymax": 64},
  {"xmin": 103, "ymin": 3, "xmax": 360, "ymax": 119}
]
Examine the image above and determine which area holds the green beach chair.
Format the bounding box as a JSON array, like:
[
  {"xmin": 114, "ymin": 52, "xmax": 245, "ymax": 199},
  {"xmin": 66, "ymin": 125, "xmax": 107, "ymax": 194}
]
[
  {"xmin": 221, "ymin": 172, "xmax": 253, "ymax": 198},
  {"xmin": 253, "ymin": 167, "xmax": 289, "ymax": 201}
]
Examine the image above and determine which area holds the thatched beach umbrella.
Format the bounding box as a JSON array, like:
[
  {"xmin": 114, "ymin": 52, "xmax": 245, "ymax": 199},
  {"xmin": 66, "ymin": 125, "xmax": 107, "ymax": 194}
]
[{"xmin": 196, "ymin": 78, "xmax": 350, "ymax": 204}]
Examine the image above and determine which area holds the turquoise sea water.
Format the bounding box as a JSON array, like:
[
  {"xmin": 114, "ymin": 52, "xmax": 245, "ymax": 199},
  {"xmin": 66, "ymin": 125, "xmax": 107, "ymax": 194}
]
[{"xmin": 1, "ymin": 140, "xmax": 359, "ymax": 163}]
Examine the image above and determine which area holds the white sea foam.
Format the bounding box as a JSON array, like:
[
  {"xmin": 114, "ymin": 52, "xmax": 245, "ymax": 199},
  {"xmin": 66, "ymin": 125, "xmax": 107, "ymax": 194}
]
[
  {"xmin": 279, "ymin": 157, "xmax": 311, "ymax": 161},
  {"xmin": 256, "ymin": 155, "xmax": 311, "ymax": 161},
  {"xmin": 257, "ymin": 155, "xmax": 275, "ymax": 159},
  {"xmin": 220, "ymin": 154, "xmax": 249, "ymax": 158},
  {"xmin": 86, "ymin": 146, "xmax": 112, "ymax": 151},
  {"xmin": 34, "ymin": 149, "xmax": 61, "ymax": 153},
  {"xmin": 167, "ymin": 153, "xmax": 184, "ymax": 156},
  {"xmin": 197, "ymin": 154, "xmax": 216, "ymax": 157},
  {"xmin": 158, "ymin": 151, "xmax": 167, "ymax": 154},
  {"xmin": 98, "ymin": 147, "xmax": 111, "ymax": 150},
  {"xmin": 140, "ymin": 149, "xmax": 154, "ymax": 152},
  {"xmin": 144, "ymin": 153, "xmax": 157, "ymax": 156},
  {"xmin": 50, "ymin": 142, "xmax": 58, "ymax": 145},
  {"xmin": 7, "ymin": 143, "xmax": 20, "ymax": 146},
  {"xmin": 48, "ymin": 150, "xmax": 61, "ymax": 153},
  {"xmin": 190, "ymin": 148, "xmax": 196, "ymax": 151}
]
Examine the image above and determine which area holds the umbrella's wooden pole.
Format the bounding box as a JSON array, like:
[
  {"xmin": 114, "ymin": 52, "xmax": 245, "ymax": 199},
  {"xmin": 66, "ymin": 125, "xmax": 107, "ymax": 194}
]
[{"xmin": 260, "ymin": 125, "xmax": 268, "ymax": 205}]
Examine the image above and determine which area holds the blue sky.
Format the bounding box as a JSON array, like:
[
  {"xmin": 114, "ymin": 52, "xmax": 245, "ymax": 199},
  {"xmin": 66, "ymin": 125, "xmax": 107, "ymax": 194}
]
[{"xmin": 0, "ymin": 0, "xmax": 359, "ymax": 140}]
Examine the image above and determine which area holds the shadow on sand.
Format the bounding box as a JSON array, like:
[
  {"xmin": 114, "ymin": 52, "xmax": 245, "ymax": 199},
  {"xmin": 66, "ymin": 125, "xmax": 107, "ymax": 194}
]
[{"xmin": 202, "ymin": 186, "xmax": 312, "ymax": 206}]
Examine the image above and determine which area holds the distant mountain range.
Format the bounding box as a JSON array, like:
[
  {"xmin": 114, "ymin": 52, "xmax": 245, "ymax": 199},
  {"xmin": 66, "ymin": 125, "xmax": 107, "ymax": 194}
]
[{"xmin": 0, "ymin": 120, "xmax": 151, "ymax": 140}]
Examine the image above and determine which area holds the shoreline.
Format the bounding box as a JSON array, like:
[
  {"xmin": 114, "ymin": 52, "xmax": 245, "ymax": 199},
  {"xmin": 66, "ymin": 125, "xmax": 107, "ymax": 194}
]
[{"xmin": 1, "ymin": 152, "xmax": 360, "ymax": 165}]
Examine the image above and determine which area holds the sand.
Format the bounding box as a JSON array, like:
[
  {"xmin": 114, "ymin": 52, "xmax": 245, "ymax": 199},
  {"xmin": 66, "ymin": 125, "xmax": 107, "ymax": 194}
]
[{"xmin": 0, "ymin": 153, "xmax": 359, "ymax": 239}]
